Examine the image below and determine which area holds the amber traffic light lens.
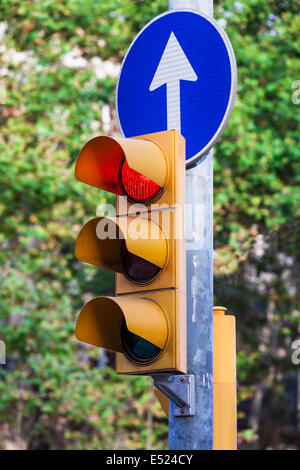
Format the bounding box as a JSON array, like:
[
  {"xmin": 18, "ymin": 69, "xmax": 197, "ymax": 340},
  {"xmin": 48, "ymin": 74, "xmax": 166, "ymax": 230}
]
[
  {"xmin": 121, "ymin": 319, "xmax": 161, "ymax": 363},
  {"xmin": 120, "ymin": 241, "xmax": 161, "ymax": 283},
  {"xmin": 120, "ymin": 159, "xmax": 161, "ymax": 203}
]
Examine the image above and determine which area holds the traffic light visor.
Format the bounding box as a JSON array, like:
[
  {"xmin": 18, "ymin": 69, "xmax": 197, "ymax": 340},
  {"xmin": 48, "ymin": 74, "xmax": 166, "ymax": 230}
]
[
  {"xmin": 75, "ymin": 136, "xmax": 167, "ymax": 202},
  {"xmin": 75, "ymin": 296, "xmax": 168, "ymax": 360},
  {"xmin": 75, "ymin": 217, "xmax": 168, "ymax": 282}
]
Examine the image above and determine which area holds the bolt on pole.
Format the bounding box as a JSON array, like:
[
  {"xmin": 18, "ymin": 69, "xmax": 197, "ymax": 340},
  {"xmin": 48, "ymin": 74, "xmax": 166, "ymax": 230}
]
[{"xmin": 168, "ymin": 0, "xmax": 214, "ymax": 450}]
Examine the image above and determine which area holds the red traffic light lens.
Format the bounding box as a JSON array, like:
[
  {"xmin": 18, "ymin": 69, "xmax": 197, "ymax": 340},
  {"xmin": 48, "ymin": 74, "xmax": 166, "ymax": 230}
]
[{"xmin": 120, "ymin": 159, "xmax": 161, "ymax": 203}]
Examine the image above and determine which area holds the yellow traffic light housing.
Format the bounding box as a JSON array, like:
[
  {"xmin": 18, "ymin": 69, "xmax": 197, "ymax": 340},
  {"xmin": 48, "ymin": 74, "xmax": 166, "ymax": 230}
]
[{"xmin": 75, "ymin": 130, "xmax": 186, "ymax": 374}]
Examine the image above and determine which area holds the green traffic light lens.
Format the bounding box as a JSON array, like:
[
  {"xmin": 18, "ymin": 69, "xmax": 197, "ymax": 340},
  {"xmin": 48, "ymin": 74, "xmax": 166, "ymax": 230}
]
[{"xmin": 121, "ymin": 319, "xmax": 161, "ymax": 363}]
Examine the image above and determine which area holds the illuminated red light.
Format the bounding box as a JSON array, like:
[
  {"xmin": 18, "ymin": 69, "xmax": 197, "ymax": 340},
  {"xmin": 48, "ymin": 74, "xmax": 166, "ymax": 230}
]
[{"xmin": 120, "ymin": 159, "xmax": 161, "ymax": 203}]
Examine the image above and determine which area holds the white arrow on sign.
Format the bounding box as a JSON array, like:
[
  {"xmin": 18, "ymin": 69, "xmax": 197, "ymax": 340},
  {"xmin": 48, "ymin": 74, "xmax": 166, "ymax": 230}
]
[{"xmin": 149, "ymin": 32, "xmax": 198, "ymax": 133}]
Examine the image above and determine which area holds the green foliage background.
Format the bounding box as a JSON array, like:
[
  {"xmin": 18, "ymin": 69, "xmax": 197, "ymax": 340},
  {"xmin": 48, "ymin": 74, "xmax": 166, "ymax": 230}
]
[{"xmin": 0, "ymin": 0, "xmax": 299, "ymax": 449}]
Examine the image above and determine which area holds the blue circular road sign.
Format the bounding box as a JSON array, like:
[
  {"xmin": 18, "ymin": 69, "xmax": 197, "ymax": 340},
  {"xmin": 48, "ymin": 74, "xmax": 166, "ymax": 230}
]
[{"xmin": 117, "ymin": 10, "xmax": 237, "ymax": 167}]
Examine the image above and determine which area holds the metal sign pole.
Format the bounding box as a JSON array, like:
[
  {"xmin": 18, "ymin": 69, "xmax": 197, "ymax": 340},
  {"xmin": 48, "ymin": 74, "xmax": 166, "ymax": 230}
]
[{"xmin": 168, "ymin": 0, "xmax": 214, "ymax": 450}]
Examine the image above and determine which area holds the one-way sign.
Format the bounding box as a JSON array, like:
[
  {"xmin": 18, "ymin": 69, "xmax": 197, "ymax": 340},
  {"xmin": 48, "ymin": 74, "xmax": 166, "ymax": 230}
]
[{"xmin": 117, "ymin": 9, "xmax": 237, "ymax": 167}]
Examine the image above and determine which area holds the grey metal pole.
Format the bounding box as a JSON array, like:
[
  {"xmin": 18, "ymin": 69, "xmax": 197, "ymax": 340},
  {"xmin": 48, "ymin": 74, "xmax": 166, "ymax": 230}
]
[{"xmin": 168, "ymin": 0, "xmax": 214, "ymax": 450}]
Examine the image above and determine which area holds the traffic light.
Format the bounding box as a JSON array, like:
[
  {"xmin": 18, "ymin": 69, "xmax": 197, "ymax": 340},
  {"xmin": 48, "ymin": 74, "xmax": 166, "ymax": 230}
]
[{"xmin": 74, "ymin": 130, "xmax": 186, "ymax": 375}]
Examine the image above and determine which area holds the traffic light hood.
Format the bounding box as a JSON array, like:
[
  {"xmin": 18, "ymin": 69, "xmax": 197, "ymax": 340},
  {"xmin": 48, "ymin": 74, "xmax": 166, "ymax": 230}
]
[
  {"xmin": 75, "ymin": 135, "xmax": 168, "ymax": 194},
  {"xmin": 75, "ymin": 216, "xmax": 168, "ymax": 273},
  {"xmin": 75, "ymin": 296, "xmax": 168, "ymax": 353}
]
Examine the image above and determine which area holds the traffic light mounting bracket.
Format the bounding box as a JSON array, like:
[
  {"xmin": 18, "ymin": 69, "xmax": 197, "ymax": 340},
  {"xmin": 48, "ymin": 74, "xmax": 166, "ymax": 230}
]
[{"xmin": 151, "ymin": 373, "xmax": 195, "ymax": 417}]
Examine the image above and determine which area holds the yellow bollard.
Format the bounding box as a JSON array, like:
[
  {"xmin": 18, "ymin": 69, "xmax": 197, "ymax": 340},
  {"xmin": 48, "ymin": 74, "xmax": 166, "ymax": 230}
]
[
  {"xmin": 213, "ymin": 306, "xmax": 237, "ymax": 450},
  {"xmin": 154, "ymin": 306, "xmax": 237, "ymax": 450}
]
